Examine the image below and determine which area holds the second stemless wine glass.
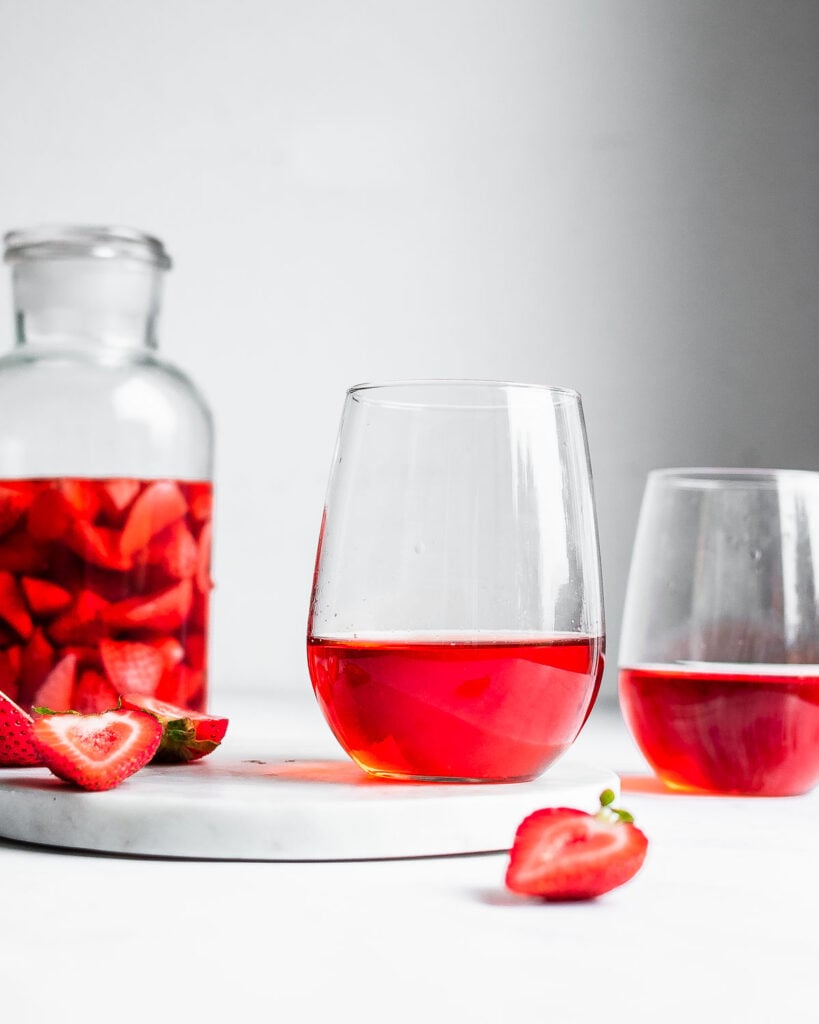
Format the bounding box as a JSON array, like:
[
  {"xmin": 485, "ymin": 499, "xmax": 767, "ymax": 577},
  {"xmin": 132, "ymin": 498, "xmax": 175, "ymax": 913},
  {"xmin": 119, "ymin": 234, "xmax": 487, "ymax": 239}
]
[
  {"xmin": 307, "ymin": 381, "xmax": 605, "ymax": 782},
  {"xmin": 619, "ymin": 469, "xmax": 819, "ymax": 796}
]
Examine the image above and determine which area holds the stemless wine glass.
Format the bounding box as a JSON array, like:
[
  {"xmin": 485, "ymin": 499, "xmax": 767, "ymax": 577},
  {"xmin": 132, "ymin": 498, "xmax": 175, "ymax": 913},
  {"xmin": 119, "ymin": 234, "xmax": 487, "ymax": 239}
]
[
  {"xmin": 619, "ymin": 469, "xmax": 819, "ymax": 796},
  {"xmin": 306, "ymin": 381, "xmax": 605, "ymax": 782}
]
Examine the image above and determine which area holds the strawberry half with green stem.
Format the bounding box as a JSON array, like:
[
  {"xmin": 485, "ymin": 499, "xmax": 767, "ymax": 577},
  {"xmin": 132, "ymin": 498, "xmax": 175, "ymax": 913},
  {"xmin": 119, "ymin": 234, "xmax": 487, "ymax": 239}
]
[
  {"xmin": 120, "ymin": 693, "xmax": 227, "ymax": 762},
  {"xmin": 0, "ymin": 690, "xmax": 42, "ymax": 767},
  {"xmin": 32, "ymin": 709, "xmax": 162, "ymax": 791},
  {"xmin": 505, "ymin": 790, "xmax": 648, "ymax": 901}
]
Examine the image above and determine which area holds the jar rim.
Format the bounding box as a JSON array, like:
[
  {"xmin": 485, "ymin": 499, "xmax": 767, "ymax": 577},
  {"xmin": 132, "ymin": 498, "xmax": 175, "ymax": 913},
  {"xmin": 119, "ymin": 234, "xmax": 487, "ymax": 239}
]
[{"xmin": 3, "ymin": 225, "xmax": 171, "ymax": 270}]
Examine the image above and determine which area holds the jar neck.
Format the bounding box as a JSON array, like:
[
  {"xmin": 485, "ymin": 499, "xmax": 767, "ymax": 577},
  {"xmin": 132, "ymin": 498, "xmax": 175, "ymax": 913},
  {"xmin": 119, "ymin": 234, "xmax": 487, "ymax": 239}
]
[{"xmin": 11, "ymin": 257, "xmax": 163, "ymax": 351}]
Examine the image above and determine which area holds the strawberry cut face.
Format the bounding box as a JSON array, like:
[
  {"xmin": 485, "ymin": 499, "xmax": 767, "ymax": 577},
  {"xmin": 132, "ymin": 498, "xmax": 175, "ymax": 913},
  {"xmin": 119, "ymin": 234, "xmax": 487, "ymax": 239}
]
[
  {"xmin": 505, "ymin": 801, "xmax": 649, "ymax": 902},
  {"xmin": 32, "ymin": 709, "xmax": 162, "ymax": 791},
  {"xmin": 0, "ymin": 690, "xmax": 42, "ymax": 767}
]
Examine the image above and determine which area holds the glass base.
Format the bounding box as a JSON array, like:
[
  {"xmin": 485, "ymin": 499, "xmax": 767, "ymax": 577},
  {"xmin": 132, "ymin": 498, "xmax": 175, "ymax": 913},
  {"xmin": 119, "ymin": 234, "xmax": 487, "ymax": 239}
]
[{"xmin": 358, "ymin": 764, "xmax": 540, "ymax": 785}]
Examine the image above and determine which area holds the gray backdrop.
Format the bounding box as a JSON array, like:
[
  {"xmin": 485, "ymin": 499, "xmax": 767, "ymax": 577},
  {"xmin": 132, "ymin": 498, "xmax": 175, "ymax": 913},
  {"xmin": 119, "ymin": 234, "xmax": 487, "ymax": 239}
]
[{"xmin": 0, "ymin": 1, "xmax": 817, "ymax": 701}]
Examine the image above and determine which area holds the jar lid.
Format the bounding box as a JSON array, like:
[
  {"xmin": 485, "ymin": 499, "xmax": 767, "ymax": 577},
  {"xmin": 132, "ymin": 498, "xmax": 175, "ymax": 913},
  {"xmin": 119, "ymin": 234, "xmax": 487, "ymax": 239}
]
[{"xmin": 3, "ymin": 225, "xmax": 172, "ymax": 269}]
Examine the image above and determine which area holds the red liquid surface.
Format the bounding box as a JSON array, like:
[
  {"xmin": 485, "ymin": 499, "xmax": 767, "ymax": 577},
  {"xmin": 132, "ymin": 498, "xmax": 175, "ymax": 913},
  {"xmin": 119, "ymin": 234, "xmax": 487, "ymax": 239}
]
[
  {"xmin": 0, "ymin": 477, "xmax": 212, "ymax": 714},
  {"xmin": 307, "ymin": 635, "xmax": 604, "ymax": 781},
  {"xmin": 619, "ymin": 665, "xmax": 819, "ymax": 795}
]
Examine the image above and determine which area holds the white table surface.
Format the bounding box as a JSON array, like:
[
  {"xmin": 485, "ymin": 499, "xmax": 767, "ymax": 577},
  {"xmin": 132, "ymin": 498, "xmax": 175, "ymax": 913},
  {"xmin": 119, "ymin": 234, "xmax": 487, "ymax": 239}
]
[{"xmin": 1, "ymin": 691, "xmax": 817, "ymax": 1024}]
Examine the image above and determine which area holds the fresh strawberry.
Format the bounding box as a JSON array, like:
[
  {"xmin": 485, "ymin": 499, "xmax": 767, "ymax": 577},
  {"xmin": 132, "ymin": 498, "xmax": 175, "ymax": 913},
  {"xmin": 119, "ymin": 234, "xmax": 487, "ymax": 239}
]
[
  {"xmin": 0, "ymin": 486, "xmax": 29, "ymax": 538},
  {"xmin": 120, "ymin": 481, "xmax": 187, "ymax": 560},
  {"xmin": 100, "ymin": 640, "xmax": 165, "ymax": 696},
  {"xmin": 103, "ymin": 579, "xmax": 193, "ymax": 633},
  {"xmin": 505, "ymin": 790, "xmax": 648, "ymax": 901},
  {"xmin": 120, "ymin": 693, "xmax": 227, "ymax": 762},
  {"xmin": 73, "ymin": 670, "xmax": 119, "ymax": 714},
  {"xmin": 0, "ymin": 690, "xmax": 43, "ymax": 766},
  {"xmin": 21, "ymin": 576, "xmax": 73, "ymax": 617},
  {"xmin": 32, "ymin": 709, "xmax": 162, "ymax": 791},
  {"xmin": 32, "ymin": 653, "xmax": 77, "ymax": 713},
  {"xmin": 48, "ymin": 590, "xmax": 109, "ymax": 646},
  {"xmin": 100, "ymin": 478, "xmax": 141, "ymax": 518},
  {"xmin": 0, "ymin": 570, "xmax": 34, "ymax": 639}
]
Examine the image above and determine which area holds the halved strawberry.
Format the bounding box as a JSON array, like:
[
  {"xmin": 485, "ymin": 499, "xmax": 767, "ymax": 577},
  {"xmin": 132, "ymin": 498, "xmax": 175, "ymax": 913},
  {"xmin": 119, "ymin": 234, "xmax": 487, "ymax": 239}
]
[
  {"xmin": 120, "ymin": 481, "xmax": 188, "ymax": 560},
  {"xmin": 32, "ymin": 709, "xmax": 162, "ymax": 791},
  {"xmin": 120, "ymin": 693, "xmax": 227, "ymax": 762},
  {"xmin": 0, "ymin": 690, "xmax": 43, "ymax": 766},
  {"xmin": 100, "ymin": 640, "xmax": 164, "ymax": 696},
  {"xmin": 0, "ymin": 570, "xmax": 34, "ymax": 639},
  {"xmin": 0, "ymin": 486, "xmax": 29, "ymax": 538},
  {"xmin": 103, "ymin": 579, "xmax": 193, "ymax": 633},
  {"xmin": 32, "ymin": 653, "xmax": 77, "ymax": 713},
  {"xmin": 48, "ymin": 590, "xmax": 110, "ymax": 646},
  {"xmin": 505, "ymin": 791, "xmax": 649, "ymax": 901},
  {"xmin": 73, "ymin": 670, "xmax": 119, "ymax": 714},
  {"xmin": 21, "ymin": 576, "xmax": 73, "ymax": 617}
]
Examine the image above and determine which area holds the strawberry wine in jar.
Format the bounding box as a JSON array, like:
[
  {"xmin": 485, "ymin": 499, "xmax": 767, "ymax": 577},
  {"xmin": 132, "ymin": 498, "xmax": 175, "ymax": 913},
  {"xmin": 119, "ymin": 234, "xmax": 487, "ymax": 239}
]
[{"xmin": 0, "ymin": 226, "xmax": 213, "ymax": 714}]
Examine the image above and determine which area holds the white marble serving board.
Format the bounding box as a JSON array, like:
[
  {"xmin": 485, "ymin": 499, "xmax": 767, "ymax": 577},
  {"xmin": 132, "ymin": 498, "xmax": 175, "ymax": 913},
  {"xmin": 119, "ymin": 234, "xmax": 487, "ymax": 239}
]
[{"xmin": 0, "ymin": 747, "xmax": 618, "ymax": 860}]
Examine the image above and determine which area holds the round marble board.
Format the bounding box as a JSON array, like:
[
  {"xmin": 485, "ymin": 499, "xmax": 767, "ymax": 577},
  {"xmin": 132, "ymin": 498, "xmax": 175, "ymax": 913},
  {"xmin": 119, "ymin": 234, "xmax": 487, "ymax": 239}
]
[{"xmin": 0, "ymin": 749, "xmax": 618, "ymax": 860}]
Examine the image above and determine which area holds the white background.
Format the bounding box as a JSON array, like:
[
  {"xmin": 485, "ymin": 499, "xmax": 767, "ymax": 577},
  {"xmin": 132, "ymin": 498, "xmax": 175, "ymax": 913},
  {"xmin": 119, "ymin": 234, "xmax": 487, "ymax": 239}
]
[{"xmin": 0, "ymin": 1, "xmax": 817, "ymax": 699}]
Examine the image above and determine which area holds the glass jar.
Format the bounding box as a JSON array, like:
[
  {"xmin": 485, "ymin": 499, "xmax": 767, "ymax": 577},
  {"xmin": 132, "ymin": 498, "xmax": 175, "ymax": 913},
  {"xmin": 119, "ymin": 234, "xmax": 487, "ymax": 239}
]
[{"xmin": 0, "ymin": 226, "xmax": 213, "ymax": 714}]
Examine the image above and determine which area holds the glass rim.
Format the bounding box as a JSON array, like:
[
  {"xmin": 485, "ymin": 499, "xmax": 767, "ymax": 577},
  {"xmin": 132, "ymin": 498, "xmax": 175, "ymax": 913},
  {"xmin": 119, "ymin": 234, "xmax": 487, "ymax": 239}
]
[
  {"xmin": 3, "ymin": 224, "xmax": 171, "ymax": 270},
  {"xmin": 346, "ymin": 379, "xmax": 581, "ymax": 409},
  {"xmin": 648, "ymin": 467, "xmax": 819, "ymax": 489}
]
